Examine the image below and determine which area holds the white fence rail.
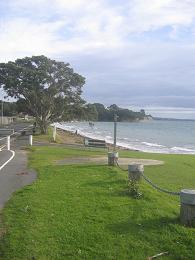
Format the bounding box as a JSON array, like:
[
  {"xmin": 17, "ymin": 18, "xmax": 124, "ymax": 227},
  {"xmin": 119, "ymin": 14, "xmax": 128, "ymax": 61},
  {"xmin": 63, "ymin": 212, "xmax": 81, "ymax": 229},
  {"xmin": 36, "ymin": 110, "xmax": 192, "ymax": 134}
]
[
  {"xmin": 0, "ymin": 128, "xmax": 14, "ymax": 136},
  {"xmin": 0, "ymin": 136, "xmax": 10, "ymax": 150},
  {"xmin": 0, "ymin": 125, "xmax": 33, "ymax": 151}
]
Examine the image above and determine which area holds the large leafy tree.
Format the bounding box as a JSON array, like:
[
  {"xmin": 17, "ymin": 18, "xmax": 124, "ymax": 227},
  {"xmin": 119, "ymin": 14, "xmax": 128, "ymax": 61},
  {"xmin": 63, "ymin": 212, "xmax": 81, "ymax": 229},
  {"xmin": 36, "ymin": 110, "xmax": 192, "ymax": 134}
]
[{"xmin": 0, "ymin": 55, "xmax": 85, "ymax": 133}]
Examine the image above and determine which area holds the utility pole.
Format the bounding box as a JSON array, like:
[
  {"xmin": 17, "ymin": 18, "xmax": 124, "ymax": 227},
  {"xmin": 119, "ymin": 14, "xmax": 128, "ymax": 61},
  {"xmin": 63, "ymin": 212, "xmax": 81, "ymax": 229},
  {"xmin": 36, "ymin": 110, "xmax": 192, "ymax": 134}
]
[
  {"xmin": 1, "ymin": 100, "xmax": 3, "ymax": 125},
  {"xmin": 113, "ymin": 114, "xmax": 118, "ymax": 151},
  {"xmin": 108, "ymin": 114, "xmax": 119, "ymax": 166}
]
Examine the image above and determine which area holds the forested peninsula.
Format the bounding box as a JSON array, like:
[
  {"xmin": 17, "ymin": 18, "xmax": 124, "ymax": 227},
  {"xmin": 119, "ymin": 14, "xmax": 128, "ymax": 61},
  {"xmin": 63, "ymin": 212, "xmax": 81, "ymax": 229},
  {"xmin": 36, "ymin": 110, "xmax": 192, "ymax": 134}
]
[
  {"xmin": 1, "ymin": 101, "xmax": 151, "ymax": 122},
  {"xmin": 84, "ymin": 103, "xmax": 152, "ymax": 122}
]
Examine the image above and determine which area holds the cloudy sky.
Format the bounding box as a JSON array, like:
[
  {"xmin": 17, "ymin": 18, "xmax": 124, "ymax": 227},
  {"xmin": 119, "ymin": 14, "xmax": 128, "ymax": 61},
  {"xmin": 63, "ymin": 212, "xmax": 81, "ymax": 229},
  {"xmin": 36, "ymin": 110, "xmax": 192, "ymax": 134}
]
[{"xmin": 0, "ymin": 0, "xmax": 195, "ymax": 119}]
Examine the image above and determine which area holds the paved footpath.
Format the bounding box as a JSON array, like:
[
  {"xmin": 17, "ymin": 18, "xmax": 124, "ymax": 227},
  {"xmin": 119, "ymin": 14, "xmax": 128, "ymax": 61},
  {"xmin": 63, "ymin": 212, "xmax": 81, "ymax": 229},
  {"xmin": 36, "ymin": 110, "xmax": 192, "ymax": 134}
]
[{"xmin": 0, "ymin": 124, "xmax": 36, "ymax": 209}]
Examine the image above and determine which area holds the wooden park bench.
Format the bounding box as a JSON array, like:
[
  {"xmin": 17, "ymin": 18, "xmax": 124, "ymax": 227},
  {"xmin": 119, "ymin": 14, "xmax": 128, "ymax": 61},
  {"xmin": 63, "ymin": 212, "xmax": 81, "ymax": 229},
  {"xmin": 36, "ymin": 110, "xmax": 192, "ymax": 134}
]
[{"xmin": 84, "ymin": 137, "xmax": 108, "ymax": 150}]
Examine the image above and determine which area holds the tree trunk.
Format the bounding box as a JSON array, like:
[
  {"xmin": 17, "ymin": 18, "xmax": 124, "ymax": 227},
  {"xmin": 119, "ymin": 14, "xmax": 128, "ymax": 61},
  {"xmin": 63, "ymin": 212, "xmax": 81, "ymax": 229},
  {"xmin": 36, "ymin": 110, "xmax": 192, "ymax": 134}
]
[
  {"xmin": 40, "ymin": 123, "xmax": 48, "ymax": 134},
  {"xmin": 36, "ymin": 118, "xmax": 49, "ymax": 134}
]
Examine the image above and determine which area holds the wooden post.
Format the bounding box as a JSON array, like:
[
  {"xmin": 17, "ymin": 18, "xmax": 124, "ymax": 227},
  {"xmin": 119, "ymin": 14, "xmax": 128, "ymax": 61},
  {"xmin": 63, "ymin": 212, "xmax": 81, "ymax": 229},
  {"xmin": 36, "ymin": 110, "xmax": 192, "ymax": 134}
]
[
  {"xmin": 108, "ymin": 152, "xmax": 118, "ymax": 166},
  {"xmin": 128, "ymin": 164, "xmax": 144, "ymax": 182},
  {"xmin": 180, "ymin": 189, "xmax": 195, "ymax": 227},
  {"xmin": 29, "ymin": 135, "xmax": 33, "ymax": 146}
]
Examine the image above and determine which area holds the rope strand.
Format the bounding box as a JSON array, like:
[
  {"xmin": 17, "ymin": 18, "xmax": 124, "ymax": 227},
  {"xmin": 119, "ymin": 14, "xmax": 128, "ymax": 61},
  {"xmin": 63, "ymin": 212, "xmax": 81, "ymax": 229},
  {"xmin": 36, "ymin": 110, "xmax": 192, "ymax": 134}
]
[
  {"xmin": 115, "ymin": 160, "xmax": 128, "ymax": 172},
  {"xmin": 115, "ymin": 159, "xmax": 180, "ymax": 196},
  {"xmin": 141, "ymin": 172, "xmax": 180, "ymax": 195}
]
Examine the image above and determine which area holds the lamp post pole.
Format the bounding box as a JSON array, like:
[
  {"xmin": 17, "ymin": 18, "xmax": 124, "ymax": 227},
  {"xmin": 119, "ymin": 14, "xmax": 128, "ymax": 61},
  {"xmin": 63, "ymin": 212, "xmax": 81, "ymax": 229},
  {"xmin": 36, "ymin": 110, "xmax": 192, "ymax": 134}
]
[
  {"xmin": 113, "ymin": 114, "xmax": 118, "ymax": 151},
  {"xmin": 108, "ymin": 114, "xmax": 119, "ymax": 166},
  {"xmin": 1, "ymin": 100, "xmax": 3, "ymax": 125}
]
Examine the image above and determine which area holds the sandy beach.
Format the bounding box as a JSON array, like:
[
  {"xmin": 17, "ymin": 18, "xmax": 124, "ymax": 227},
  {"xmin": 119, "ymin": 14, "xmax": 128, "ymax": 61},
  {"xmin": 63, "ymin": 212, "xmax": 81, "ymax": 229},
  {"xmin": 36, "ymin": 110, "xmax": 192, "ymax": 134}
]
[
  {"xmin": 55, "ymin": 127, "xmax": 134, "ymax": 151},
  {"xmin": 56, "ymin": 128, "xmax": 84, "ymax": 145}
]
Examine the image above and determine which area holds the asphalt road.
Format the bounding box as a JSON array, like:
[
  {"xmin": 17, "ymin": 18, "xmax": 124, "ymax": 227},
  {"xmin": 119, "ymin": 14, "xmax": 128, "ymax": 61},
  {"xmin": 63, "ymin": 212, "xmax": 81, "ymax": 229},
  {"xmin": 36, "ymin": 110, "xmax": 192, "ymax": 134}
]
[
  {"xmin": 0, "ymin": 122, "xmax": 36, "ymax": 209},
  {"xmin": 0, "ymin": 122, "xmax": 32, "ymax": 134},
  {"xmin": 0, "ymin": 150, "xmax": 12, "ymax": 168}
]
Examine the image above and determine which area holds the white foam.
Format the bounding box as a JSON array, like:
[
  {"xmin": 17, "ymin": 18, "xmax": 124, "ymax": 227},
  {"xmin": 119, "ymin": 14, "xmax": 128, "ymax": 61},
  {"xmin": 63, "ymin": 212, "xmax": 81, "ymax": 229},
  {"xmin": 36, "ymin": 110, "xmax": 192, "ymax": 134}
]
[
  {"xmin": 171, "ymin": 146, "xmax": 195, "ymax": 153},
  {"xmin": 142, "ymin": 142, "xmax": 165, "ymax": 148}
]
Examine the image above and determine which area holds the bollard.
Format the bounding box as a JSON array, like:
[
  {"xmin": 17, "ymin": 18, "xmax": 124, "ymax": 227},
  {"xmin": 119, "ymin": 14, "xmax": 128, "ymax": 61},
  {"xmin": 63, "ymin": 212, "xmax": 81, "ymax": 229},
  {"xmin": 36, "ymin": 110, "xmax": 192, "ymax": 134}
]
[
  {"xmin": 53, "ymin": 125, "xmax": 56, "ymax": 142},
  {"xmin": 128, "ymin": 164, "xmax": 144, "ymax": 182},
  {"xmin": 6, "ymin": 136, "xmax": 10, "ymax": 150},
  {"xmin": 29, "ymin": 135, "xmax": 33, "ymax": 146},
  {"xmin": 108, "ymin": 152, "xmax": 118, "ymax": 166},
  {"xmin": 180, "ymin": 189, "xmax": 195, "ymax": 226}
]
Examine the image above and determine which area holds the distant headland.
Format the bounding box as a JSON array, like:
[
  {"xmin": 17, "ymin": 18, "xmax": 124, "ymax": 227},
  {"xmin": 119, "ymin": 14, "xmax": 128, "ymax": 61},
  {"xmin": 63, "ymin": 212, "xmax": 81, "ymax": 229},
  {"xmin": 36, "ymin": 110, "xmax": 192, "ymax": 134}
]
[{"xmin": 84, "ymin": 103, "xmax": 152, "ymax": 122}]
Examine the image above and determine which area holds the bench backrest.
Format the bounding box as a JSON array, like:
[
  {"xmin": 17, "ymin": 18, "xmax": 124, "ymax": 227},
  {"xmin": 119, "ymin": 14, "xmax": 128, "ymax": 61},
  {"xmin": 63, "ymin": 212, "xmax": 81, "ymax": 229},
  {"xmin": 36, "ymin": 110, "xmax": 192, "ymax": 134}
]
[{"xmin": 84, "ymin": 138, "xmax": 107, "ymax": 148}]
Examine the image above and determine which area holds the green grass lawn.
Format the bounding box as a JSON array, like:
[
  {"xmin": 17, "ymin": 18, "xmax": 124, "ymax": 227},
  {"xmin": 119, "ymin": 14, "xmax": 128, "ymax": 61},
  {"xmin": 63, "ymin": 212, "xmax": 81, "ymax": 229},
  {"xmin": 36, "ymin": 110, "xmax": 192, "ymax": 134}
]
[
  {"xmin": 1, "ymin": 147, "xmax": 195, "ymax": 259},
  {"xmin": 33, "ymin": 127, "xmax": 54, "ymax": 143}
]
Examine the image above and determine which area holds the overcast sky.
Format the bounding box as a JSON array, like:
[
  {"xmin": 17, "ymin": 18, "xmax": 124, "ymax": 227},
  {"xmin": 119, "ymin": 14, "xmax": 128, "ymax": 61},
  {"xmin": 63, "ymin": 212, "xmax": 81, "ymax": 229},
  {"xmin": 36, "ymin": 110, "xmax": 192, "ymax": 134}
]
[{"xmin": 0, "ymin": 0, "xmax": 195, "ymax": 119}]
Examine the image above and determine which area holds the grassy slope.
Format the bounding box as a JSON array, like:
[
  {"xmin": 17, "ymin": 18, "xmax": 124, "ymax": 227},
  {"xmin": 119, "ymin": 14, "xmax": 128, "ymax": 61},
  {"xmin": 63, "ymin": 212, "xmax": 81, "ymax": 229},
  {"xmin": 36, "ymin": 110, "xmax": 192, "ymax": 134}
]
[
  {"xmin": 33, "ymin": 128, "xmax": 54, "ymax": 143},
  {"xmin": 0, "ymin": 147, "xmax": 195, "ymax": 259}
]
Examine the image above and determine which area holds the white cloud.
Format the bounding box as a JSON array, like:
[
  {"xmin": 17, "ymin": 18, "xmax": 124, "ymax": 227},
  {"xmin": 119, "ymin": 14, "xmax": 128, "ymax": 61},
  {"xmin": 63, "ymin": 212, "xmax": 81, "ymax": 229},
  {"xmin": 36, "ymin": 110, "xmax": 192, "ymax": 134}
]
[
  {"xmin": 1, "ymin": 0, "xmax": 195, "ymax": 117},
  {"xmin": 128, "ymin": 0, "xmax": 195, "ymax": 32},
  {"xmin": 1, "ymin": 0, "xmax": 195, "ymax": 61},
  {"xmin": 0, "ymin": 18, "xmax": 65, "ymax": 61},
  {"xmin": 0, "ymin": 0, "xmax": 127, "ymax": 60}
]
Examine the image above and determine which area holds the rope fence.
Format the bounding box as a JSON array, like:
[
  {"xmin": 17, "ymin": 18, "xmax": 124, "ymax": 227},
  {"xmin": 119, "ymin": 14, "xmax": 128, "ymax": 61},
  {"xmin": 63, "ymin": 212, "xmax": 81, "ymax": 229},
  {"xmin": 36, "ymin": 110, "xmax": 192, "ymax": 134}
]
[
  {"xmin": 115, "ymin": 159, "xmax": 180, "ymax": 196},
  {"xmin": 141, "ymin": 172, "xmax": 180, "ymax": 196},
  {"xmin": 115, "ymin": 160, "xmax": 128, "ymax": 172}
]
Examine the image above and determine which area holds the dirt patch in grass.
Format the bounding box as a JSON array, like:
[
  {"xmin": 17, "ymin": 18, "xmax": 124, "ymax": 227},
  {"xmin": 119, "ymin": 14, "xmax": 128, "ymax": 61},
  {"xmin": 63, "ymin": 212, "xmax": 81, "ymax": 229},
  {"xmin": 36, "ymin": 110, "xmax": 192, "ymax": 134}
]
[{"xmin": 55, "ymin": 156, "xmax": 164, "ymax": 166}]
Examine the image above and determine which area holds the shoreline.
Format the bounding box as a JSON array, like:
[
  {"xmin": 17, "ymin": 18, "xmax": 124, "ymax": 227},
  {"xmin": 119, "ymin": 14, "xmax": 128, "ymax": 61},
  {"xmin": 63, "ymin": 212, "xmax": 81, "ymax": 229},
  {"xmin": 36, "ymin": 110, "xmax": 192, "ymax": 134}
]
[
  {"xmin": 54, "ymin": 123, "xmax": 195, "ymax": 155},
  {"xmin": 55, "ymin": 127, "xmax": 138, "ymax": 152},
  {"xmin": 55, "ymin": 127, "xmax": 170, "ymax": 154}
]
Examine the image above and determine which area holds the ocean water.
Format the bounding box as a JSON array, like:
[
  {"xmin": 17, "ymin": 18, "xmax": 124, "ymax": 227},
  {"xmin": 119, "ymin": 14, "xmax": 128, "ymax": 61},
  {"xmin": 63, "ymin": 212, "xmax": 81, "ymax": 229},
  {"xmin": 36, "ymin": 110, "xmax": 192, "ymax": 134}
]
[{"xmin": 55, "ymin": 120, "xmax": 195, "ymax": 154}]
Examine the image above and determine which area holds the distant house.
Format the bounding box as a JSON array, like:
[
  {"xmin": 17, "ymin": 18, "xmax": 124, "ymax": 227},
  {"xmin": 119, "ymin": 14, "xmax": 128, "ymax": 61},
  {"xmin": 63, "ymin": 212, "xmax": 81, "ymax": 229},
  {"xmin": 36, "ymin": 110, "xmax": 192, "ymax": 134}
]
[{"xmin": 1, "ymin": 116, "xmax": 16, "ymax": 125}]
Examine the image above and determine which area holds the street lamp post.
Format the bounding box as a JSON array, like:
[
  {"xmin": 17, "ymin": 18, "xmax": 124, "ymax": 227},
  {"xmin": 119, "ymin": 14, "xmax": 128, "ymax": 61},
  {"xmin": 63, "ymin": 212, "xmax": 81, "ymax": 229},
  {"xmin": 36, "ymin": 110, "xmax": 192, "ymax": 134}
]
[
  {"xmin": 1, "ymin": 100, "xmax": 3, "ymax": 125},
  {"xmin": 113, "ymin": 114, "xmax": 118, "ymax": 151},
  {"xmin": 107, "ymin": 114, "xmax": 119, "ymax": 166}
]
